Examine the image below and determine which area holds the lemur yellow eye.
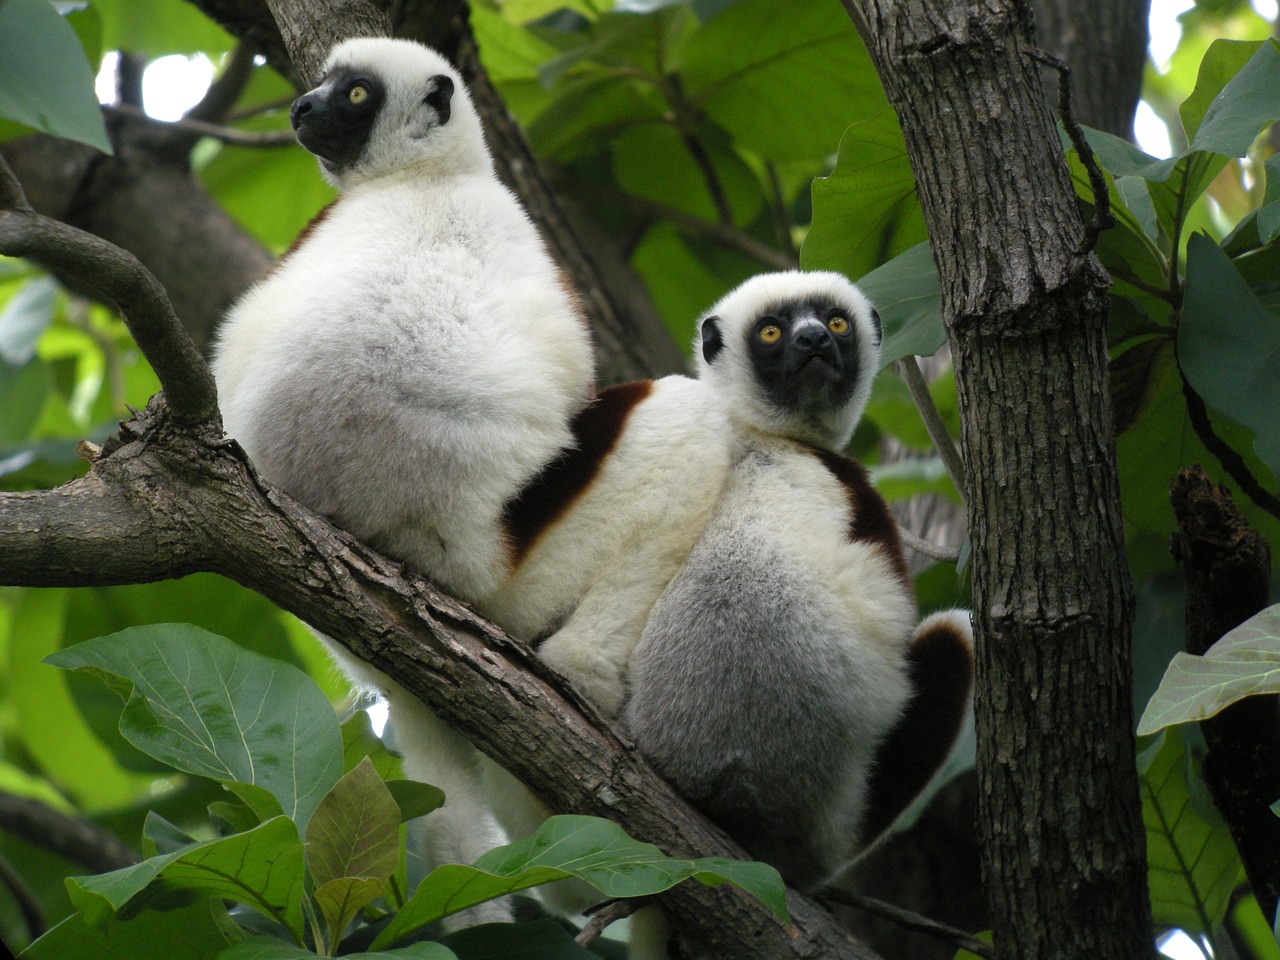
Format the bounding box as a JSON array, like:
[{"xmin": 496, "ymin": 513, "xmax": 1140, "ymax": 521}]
[
  {"xmin": 828, "ymin": 315, "xmax": 849, "ymax": 334},
  {"xmin": 349, "ymin": 85, "xmax": 368, "ymax": 104},
  {"xmin": 759, "ymin": 325, "xmax": 782, "ymax": 344}
]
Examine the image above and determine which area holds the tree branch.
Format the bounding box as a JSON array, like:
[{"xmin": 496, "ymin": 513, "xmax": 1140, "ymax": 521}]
[
  {"xmin": 107, "ymin": 104, "xmax": 298, "ymax": 148},
  {"xmin": 821, "ymin": 888, "xmax": 992, "ymax": 959},
  {"xmin": 894, "ymin": 356, "xmax": 965, "ymax": 496},
  {"xmin": 0, "ymin": 159, "xmax": 218, "ymax": 425},
  {"xmin": 0, "ymin": 791, "xmax": 139, "ymax": 874}
]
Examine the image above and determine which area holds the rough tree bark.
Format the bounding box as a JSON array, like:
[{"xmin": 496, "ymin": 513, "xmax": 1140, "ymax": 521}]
[
  {"xmin": 843, "ymin": 2, "xmax": 1153, "ymax": 959},
  {"xmin": 1170, "ymin": 465, "xmax": 1280, "ymax": 921}
]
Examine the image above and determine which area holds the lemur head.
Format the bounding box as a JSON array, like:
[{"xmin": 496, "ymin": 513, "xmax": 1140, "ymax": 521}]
[
  {"xmin": 697, "ymin": 271, "xmax": 881, "ymax": 451},
  {"xmin": 289, "ymin": 38, "xmax": 489, "ymax": 188}
]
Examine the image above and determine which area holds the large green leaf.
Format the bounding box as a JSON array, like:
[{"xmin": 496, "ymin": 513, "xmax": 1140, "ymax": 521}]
[
  {"xmin": 681, "ymin": 0, "xmax": 887, "ymax": 160},
  {"xmin": 1186, "ymin": 39, "xmax": 1280, "ymax": 156},
  {"xmin": 802, "ymin": 113, "xmax": 925, "ymax": 284},
  {"xmin": 67, "ymin": 816, "xmax": 305, "ymax": 942},
  {"xmin": 1179, "ymin": 232, "xmax": 1280, "ymax": 482},
  {"xmin": 306, "ymin": 757, "xmax": 400, "ymax": 888},
  {"xmin": 611, "ymin": 121, "xmax": 763, "ymax": 227},
  {"xmin": 854, "ymin": 242, "xmax": 944, "ymax": 366},
  {"xmin": 9, "ymin": 589, "xmax": 155, "ymax": 811},
  {"xmin": 44, "ymin": 624, "xmax": 344, "ymax": 831},
  {"xmin": 1139, "ymin": 728, "xmax": 1238, "ymax": 935},
  {"xmin": 1138, "ymin": 605, "xmax": 1280, "ymax": 735},
  {"xmin": 372, "ymin": 815, "xmax": 788, "ymax": 950},
  {"xmin": 92, "ymin": 0, "xmax": 235, "ymax": 56},
  {"xmin": 1178, "ymin": 39, "xmax": 1265, "ymax": 144},
  {"xmin": 20, "ymin": 900, "xmax": 243, "ymax": 960},
  {"xmin": 0, "ymin": 0, "xmax": 110, "ymax": 152}
]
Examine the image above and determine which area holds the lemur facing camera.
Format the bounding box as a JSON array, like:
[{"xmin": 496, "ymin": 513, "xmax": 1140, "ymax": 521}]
[
  {"xmin": 212, "ymin": 38, "xmax": 594, "ymax": 918},
  {"xmin": 624, "ymin": 272, "xmax": 975, "ymax": 892}
]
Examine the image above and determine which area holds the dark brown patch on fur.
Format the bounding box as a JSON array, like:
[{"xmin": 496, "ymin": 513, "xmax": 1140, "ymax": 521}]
[
  {"xmin": 859, "ymin": 617, "xmax": 974, "ymax": 848},
  {"xmin": 504, "ymin": 380, "xmax": 653, "ymax": 567},
  {"xmin": 271, "ymin": 199, "xmax": 339, "ymax": 272},
  {"xmin": 810, "ymin": 448, "xmax": 911, "ymax": 586}
]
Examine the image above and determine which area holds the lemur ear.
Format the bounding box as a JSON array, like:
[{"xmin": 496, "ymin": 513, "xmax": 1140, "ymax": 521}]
[
  {"xmin": 425, "ymin": 75, "xmax": 454, "ymax": 125},
  {"xmin": 868, "ymin": 307, "xmax": 883, "ymax": 346},
  {"xmin": 701, "ymin": 316, "xmax": 724, "ymax": 365}
]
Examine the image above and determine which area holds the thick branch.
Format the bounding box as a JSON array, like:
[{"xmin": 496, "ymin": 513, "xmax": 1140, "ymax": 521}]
[
  {"xmin": 1170, "ymin": 465, "xmax": 1280, "ymax": 920},
  {"xmin": 0, "ymin": 792, "xmax": 139, "ymax": 875},
  {"xmin": 0, "ymin": 160, "xmax": 217, "ymax": 425}
]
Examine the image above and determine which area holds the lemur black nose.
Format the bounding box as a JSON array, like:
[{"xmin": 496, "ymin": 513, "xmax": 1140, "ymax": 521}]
[
  {"xmin": 795, "ymin": 328, "xmax": 832, "ymax": 352},
  {"xmin": 290, "ymin": 94, "xmax": 317, "ymax": 129}
]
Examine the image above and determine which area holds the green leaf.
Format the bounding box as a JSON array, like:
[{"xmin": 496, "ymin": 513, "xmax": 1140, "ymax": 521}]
[
  {"xmin": 1138, "ymin": 605, "xmax": 1280, "ymax": 735},
  {"xmin": 341, "ymin": 709, "xmax": 404, "ymax": 779},
  {"xmin": 1179, "ymin": 39, "xmax": 1264, "ymax": 144},
  {"xmin": 1259, "ymin": 155, "xmax": 1280, "ymax": 244},
  {"xmin": 802, "ymin": 113, "xmax": 925, "ymax": 284},
  {"xmin": 44, "ymin": 624, "xmax": 344, "ymax": 831},
  {"xmin": 611, "ymin": 121, "xmax": 763, "ymax": 227},
  {"xmin": 67, "ymin": 816, "xmax": 305, "ymax": 942},
  {"xmin": 1187, "ymin": 39, "xmax": 1280, "ymax": 156},
  {"xmin": 306, "ymin": 758, "xmax": 400, "ymax": 889},
  {"xmin": 855, "ymin": 242, "xmax": 944, "ymax": 367},
  {"xmin": 0, "ymin": 0, "xmax": 110, "ymax": 152},
  {"xmin": 867, "ymin": 456, "xmax": 959, "ymax": 504},
  {"xmin": 0, "ymin": 277, "xmax": 57, "ymax": 366},
  {"xmin": 92, "ymin": 0, "xmax": 235, "ymax": 56},
  {"xmin": 372, "ymin": 815, "xmax": 787, "ymax": 950},
  {"xmin": 8, "ymin": 589, "xmax": 155, "ymax": 811},
  {"xmin": 681, "ymin": 0, "xmax": 887, "ymax": 160},
  {"xmin": 218, "ymin": 938, "xmax": 457, "ymax": 959},
  {"xmin": 199, "ymin": 146, "xmax": 335, "ymax": 254},
  {"xmin": 1179, "ymin": 232, "xmax": 1280, "ymax": 482},
  {"xmin": 1139, "ymin": 728, "xmax": 1238, "ymax": 935},
  {"xmin": 385, "ymin": 781, "xmax": 446, "ymax": 823},
  {"xmin": 313, "ymin": 876, "xmax": 385, "ymax": 946},
  {"xmin": 141, "ymin": 811, "xmax": 198, "ymax": 857},
  {"xmin": 21, "ymin": 900, "xmax": 243, "ymax": 960}
]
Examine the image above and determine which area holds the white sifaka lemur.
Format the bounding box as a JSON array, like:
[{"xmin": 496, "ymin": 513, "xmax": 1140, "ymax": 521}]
[
  {"xmin": 623, "ymin": 272, "xmax": 975, "ymax": 896},
  {"xmin": 211, "ymin": 37, "xmax": 594, "ymax": 915}
]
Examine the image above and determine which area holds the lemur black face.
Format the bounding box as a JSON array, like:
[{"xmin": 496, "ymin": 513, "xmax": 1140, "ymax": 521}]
[
  {"xmin": 291, "ymin": 69, "xmax": 386, "ymax": 173},
  {"xmin": 747, "ymin": 300, "xmax": 861, "ymax": 414}
]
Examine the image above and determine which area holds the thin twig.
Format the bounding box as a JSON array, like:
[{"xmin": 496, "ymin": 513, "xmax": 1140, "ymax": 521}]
[
  {"xmin": 1178, "ymin": 361, "xmax": 1280, "ymax": 521},
  {"xmin": 899, "ymin": 526, "xmax": 961, "ymax": 563},
  {"xmin": 187, "ymin": 42, "xmax": 258, "ymax": 124},
  {"xmin": 821, "ymin": 888, "xmax": 993, "ymax": 959},
  {"xmin": 1026, "ymin": 49, "xmax": 1114, "ymax": 255},
  {"xmin": 895, "ymin": 356, "xmax": 966, "ymax": 496},
  {"xmin": 630, "ymin": 196, "xmax": 798, "ymax": 271},
  {"xmin": 575, "ymin": 897, "xmax": 646, "ymax": 947},
  {"xmin": 0, "ymin": 851, "xmax": 45, "ymax": 942},
  {"xmin": 0, "ymin": 158, "xmax": 219, "ymax": 426},
  {"xmin": 764, "ymin": 160, "xmax": 800, "ymax": 262},
  {"xmin": 107, "ymin": 104, "xmax": 297, "ymax": 148}
]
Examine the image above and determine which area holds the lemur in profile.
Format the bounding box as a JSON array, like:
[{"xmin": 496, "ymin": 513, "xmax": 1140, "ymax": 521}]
[
  {"xmin": 623, "ymin": 272, "xmax": 974, "ymax": 892},
  {"xmin": 212, "ymin": 38, "xmax": 594, "ymax": 920}
]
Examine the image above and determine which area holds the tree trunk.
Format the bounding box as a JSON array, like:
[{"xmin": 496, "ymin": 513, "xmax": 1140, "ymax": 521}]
[
  {"xmin": 1029, "ymin": 0, "xmax": 1149, "ymax": 140},
  {"xmin": 1171, "ymin": 465, "xmax": 1280, "ymax": 920},
  {"xmin": 843, "ymin": 3, "xmax": 1152, "ymax": 958}
]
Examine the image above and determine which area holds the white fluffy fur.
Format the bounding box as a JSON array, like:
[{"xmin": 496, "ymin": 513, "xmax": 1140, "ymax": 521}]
[
  {"xmin": 212, "ymin": 38, "xmax": 593, "ymax": 922},
  {"xmin": 624, "ymin": 272, "xmax": 915, "ymax": 912}
]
